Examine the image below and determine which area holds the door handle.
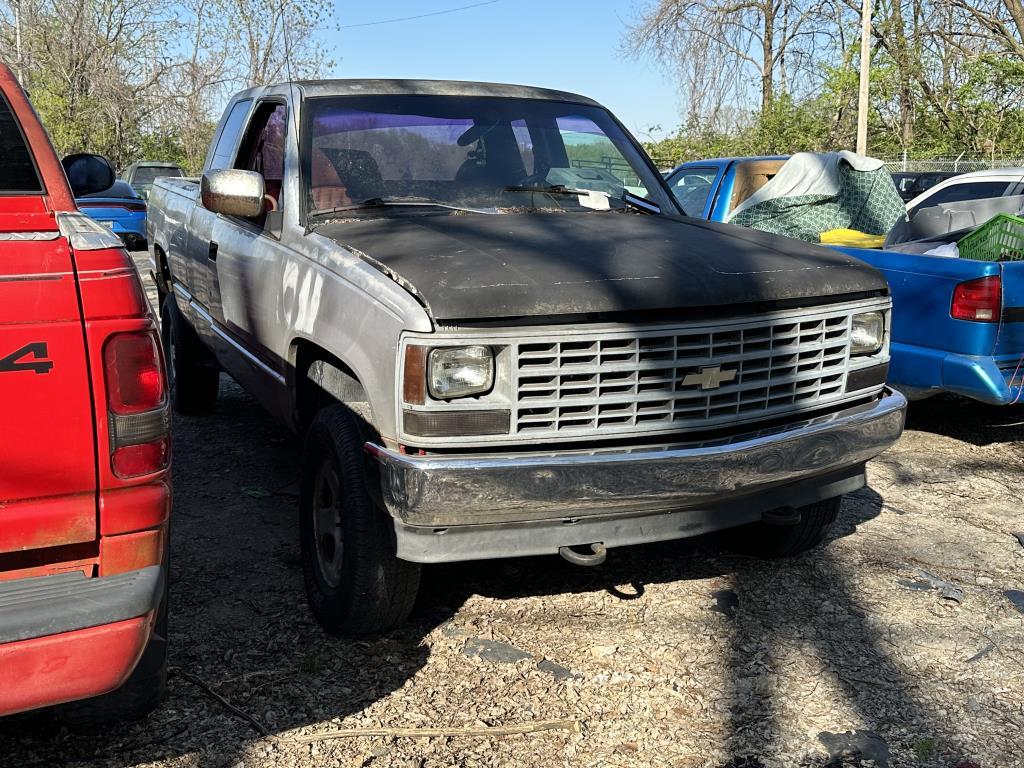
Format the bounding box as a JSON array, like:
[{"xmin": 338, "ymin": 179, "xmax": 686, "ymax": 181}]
[{"xmin": 208, "ymin": 241, "xmax": 218, "ymax": 261}]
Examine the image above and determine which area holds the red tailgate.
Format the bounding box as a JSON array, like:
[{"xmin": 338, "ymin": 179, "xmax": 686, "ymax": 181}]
[{"xmin": 0, "ymin": 204, "xmax": 98, "ymax": 563}]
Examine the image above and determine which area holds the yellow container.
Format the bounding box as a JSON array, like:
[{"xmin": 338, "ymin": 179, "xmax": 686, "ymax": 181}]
[{"xmin": 819, "ymin": 229, "xmax": 887, "ymax": 248}]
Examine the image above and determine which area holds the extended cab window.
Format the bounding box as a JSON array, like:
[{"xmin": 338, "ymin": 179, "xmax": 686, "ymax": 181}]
[
  {"xmin": 233, "ymin": 102, "xmax": 287, "ymax": 224},
  {"xmin": 208, "ymin": 99, "xmax": 253, "ymax": 171},
  {"xmin": 133, "ymin": 167, "xmax": 183, "ymax": 185},
  {"xmin": 0, "ymin": 93, "xmax": 43, "ymax": 194}
]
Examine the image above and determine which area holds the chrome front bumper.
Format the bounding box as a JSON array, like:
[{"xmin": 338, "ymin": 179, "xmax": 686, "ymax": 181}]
[{"xmin": 365, "ymin": 389, "xmax": 906, "ymax": 562}]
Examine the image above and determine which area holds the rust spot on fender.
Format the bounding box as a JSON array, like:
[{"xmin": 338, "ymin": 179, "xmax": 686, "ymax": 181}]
[{"xmin": 0, "ymin": 494, "xmax": 96, "ymax": 555}]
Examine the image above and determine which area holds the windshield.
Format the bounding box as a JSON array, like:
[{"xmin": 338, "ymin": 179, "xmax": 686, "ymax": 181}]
[
  {"xmin": 302, "ymin": 95, "xmax": 658, "ymax": 217},
  {"xmin": 133, "ymin": 166, "xmax": 183, "ymax": 185}
]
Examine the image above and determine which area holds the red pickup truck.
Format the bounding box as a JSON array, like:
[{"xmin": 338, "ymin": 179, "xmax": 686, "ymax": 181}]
[{"xmin": 0, "ymin": 64, "xmax": 170, "ymax": 722}]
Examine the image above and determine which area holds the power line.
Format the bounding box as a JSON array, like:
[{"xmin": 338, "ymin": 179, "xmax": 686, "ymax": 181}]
[{"xmin": 339, "ymin": 0, "xmax": 500, "ymax": 29}]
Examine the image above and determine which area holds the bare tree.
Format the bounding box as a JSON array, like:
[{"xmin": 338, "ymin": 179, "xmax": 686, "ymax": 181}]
[
  {"xmin": 218, "ymin": 0, "xmax": 334, "ymax": 88},
  {"xmin": 0, "ymin": 0, "xmax": 178, "ymax": 166},
  {"xmin": 626, "ymin": 0, "xmax": 837, "ymax": 121},
  {"xmin": 154, "ymin": 0, "xmax": 233, "ymax": 171},
  {"xmin": 0, "ymin": 0, "xmax": 337, "ymax": 170}
]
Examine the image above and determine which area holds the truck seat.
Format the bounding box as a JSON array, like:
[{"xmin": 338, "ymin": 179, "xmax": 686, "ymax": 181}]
[
  {"xmin": 311, "ymin": 148, "xmax": 352, "ymax": 210},
  {"xmin": 263, "ymin": 179, "xmax": 282, "ymax": 211},
  {"xmin": 730, "ymin": 160, "xmax": 786, "ymax": 212},
  {"xmin": 321, "ymin": 148, "xmax": 385, "ymax": 203}
]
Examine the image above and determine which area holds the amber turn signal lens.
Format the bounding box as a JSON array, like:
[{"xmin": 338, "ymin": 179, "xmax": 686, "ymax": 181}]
[
  {"xmin": 403, "ymin": 409, "xmax": 510, "ymax": 437},
  {"xmin": 403, "ymin": 345, "xmax": 427, "ymax": 405}
]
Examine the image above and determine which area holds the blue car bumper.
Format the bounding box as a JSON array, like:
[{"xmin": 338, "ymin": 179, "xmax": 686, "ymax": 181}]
[
  {"xmin": 78, "ymin": 209, "xmax": 147, "ymax": 244},
  {"xmin": 891, "ymin": 342, "xmax": 1024, "ymax": 404}
]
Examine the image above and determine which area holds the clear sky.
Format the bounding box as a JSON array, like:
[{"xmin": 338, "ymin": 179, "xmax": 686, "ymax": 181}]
[{"xmin": 324, "ymin": 0, "xmax": 682, "ymax": 141}]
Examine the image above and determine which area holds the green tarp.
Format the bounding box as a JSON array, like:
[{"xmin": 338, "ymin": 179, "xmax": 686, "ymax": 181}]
[{"xmin": 728, "ymin": 152, "xmax": 905, "ymax": 242}]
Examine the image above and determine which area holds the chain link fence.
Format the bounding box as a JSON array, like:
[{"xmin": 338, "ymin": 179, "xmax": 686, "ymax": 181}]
[
  {"xmin": 648, "ymin": 154, "xmax": 1024, "ymax": 174},
  {"xmin": 650, "ymin": 156, "xmax": 681, "ymax": 172},
  {"xmin": 878, "ymin": 155, "xmax": 1024, "ymax": 173}
]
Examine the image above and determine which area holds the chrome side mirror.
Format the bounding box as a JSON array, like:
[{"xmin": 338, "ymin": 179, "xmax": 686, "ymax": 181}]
[{"xmin": 200, "ymin": 169, "xmax": 265, "ymax": 217}]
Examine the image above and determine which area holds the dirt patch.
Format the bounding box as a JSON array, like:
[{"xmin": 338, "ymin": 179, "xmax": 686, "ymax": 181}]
[{"xmin": 1, "ymin": 256, "xmax": 1021, "ymax": 768}]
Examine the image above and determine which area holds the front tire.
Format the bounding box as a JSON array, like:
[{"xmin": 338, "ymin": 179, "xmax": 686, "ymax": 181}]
[
  {"xmin": 727, "ymin": 497, "xmax": 842, "ymax": 558},
  {"xmin": 160, "ymin": 297, "xmax": 219, "ymax": 414},
  {"xmin": 300, "ymin": 404, "xmax": 421, "ymax": 636}
]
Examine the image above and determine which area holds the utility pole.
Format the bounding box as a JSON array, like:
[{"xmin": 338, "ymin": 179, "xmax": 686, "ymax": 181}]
[{"xmin": 856, "ymin": 0, "xmax": 872, "ymax": 155}]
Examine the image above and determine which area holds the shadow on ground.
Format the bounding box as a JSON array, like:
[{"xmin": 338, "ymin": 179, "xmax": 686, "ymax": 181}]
[
  {"xmin": 905, "ymin": 393, "xmax": 1024, "ymax": 446},
  {"xmin": 0, "ymin": 383, "xmax": 972, "ymax": 767}
]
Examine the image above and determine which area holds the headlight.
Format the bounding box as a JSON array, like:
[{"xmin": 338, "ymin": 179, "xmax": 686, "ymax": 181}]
[
  {"xmin": 851, "ymin": 311, "xmax": 884, "ymax": 355},
  {"xmin": 428, "ymin": 346, "xmax": 494, "ymax": 399}
]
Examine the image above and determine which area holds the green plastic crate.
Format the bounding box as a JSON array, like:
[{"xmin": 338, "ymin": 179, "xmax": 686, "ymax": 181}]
[{"xmin": 958, "ymin": 213, "xmax": 1024, "ymax": 262}]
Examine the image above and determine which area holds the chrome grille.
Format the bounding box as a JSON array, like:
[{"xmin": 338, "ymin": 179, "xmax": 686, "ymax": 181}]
[{"xmin": 513, "ymin": 310, "xmax": 856, "ymax": 437}]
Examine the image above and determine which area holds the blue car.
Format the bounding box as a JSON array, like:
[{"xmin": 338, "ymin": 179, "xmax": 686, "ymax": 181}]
[
  {"xmin": 76, "ymin": 179, "xmax": 147, "ymax": 250},
  {"xmin": 666, "ymin": 156, "xmax": 1024, "ymax": 405}
]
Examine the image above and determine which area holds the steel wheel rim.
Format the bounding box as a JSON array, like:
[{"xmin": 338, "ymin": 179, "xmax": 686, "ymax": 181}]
[{"xmin": 312, "ymin": 457, "xmax": 344, "ymax": 588}]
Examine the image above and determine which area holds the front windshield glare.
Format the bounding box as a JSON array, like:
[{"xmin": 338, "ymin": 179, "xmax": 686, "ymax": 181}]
[{"xmin": 303, "ymin": 95, "xmax": 653, "ymax": 216}]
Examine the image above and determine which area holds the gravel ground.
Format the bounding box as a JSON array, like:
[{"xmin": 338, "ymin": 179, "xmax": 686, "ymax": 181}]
[{"xmin": 1, "ymin": 254, "xmax": 1022, "ymax": 768}]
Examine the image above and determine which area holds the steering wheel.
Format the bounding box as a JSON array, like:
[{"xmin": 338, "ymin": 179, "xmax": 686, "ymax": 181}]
[{"xmin": 517, "ymin": 171, "xmax": 550, "ymax": 187}]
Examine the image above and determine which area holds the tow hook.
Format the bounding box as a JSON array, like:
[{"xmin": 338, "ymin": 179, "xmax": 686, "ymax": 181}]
[
  {"xmin": 762, "ymin": 506, "xmax": 802, "ymax": 526},
  {"xmin": 558, "ymin": 543, "xmax": 607, "ymax": 566}
]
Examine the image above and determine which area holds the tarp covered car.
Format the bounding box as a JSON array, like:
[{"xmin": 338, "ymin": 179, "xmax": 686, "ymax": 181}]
[
  {"xmin": 665, "ymin": 153, "xmax": 1024, "ymax": 405},
  {"xmin": 727, "ymin": 151, "xmax": 906, "ymax": 243}
]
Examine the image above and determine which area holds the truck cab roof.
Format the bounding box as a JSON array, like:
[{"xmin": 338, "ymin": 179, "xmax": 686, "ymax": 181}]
[
  {"xmin": 670, "ymin": 156, "xmax": 789, "ymax": 172},
  {"xmin": 232, "ymin": 78, "xmax": 602, "ymax": 107}
]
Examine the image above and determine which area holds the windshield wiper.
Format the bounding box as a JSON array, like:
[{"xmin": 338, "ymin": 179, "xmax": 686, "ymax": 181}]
[
  {"xmin": 358, "ymin": 196, "xmax": 447, "ymax": 207},
  {"xmin": 308, "ymin": 196, "xmax": 443, "ymax": 217},
  {"xmin": 622, "ymin": 191, "xmax": 661, "ymax": 214},
  {"xmin": 309, "ymin": 196, "xmax": 494, "ymax": 220},
  {"xmin": 503, "ymin": 185, "xmax": 662, "ymax": 214},
  {"xmin": 502, "ymin": 184, "xmax": 588, "ymax": 195}
]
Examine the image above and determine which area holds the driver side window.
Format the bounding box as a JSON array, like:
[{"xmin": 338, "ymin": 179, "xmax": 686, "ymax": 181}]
[
  {"xmin": 234, "ymin": 101, "xmax": 287, "ymax": 224},
  {"xmin": 668, "ymin": 168, "xmax": 716, "ymax": 215}
]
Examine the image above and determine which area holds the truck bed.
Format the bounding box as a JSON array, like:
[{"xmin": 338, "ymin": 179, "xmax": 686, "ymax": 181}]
[{"xmin": 838, "ymin": 244, "xmax": 1024, "ymax": 402}]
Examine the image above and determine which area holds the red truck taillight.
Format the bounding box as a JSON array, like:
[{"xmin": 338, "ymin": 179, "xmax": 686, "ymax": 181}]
[
  {"xmin": 951, "ymin": 275, "xmax": 1002, "ymax": 322},
  {"xmin": 103, "ymin": 332, "xmax": 170, "ymax": 478}
]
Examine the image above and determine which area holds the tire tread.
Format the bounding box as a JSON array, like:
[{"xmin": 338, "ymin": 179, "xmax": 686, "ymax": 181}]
[
  {"xmin": 301, "ymin": 405, "xmax": 420, "ymax": 636},
  {"xmin": 729, "ymin": 497, "xmax": 842, "ymax": 558},
  {"xmin": 161, "ymin": 297, "xmax": 219, "ymax": 414}
]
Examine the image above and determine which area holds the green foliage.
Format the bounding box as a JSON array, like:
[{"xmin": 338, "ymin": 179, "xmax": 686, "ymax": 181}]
[
  {"xmin": 645, "ymin": 95, "xmax": 835, "ymax": 165},
  {"xmin": 636, "ymin": 0, "xmax": 1024, "ymax": 167},
  {"xmin": 0, "ymin": 0, "xmax": 333, "ymax": 174},
  {"xmin": 137, "ymin": 131, "xmax": 191, "ymax": 173},
  {"xmin": 913, "ymin": 737, "xmax": 936, "ymax": 761},
  {"xmin": 647, "ymin": 53, "xmax": 1024, "ymax": 166}
]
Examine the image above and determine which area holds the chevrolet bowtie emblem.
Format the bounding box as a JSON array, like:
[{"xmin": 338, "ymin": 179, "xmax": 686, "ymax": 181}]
[{"xmin": 683, "ymin": 365, "xmax": 737, "ymax": 390}]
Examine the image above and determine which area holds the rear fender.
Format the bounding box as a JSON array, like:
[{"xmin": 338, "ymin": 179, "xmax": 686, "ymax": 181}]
[
  {"xmin": 837, "ymin": 246, "xmax": 1001, "ymax": 356},
  {"xmin": 62, "ymin": 219, "xmax": 171, "ymax": 569},
  {"xmin": 997, "ymin": 260, "xmax": 1024, "ymax": 359}
]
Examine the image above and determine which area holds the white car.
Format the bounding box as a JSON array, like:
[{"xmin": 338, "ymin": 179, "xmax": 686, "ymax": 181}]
[{"xmin": 906, "ymin": 167, "xmax": 1024, "ymax": 216}]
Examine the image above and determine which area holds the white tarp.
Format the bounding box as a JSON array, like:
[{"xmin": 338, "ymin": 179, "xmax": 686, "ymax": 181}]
[{"xmin": 727, "ymin": 151, "xmax": 886, "ymax": 222}]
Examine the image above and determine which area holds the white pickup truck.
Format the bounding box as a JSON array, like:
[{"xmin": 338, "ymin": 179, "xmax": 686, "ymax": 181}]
[{"xmin": 148, "ymin": 79, "xmax": 906, "ymax": 635}]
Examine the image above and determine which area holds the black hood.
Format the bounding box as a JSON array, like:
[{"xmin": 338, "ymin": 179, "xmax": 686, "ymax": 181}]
[{"xmin": 316, "ymin": 211, "xmax": 888, "ymax": 321}]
